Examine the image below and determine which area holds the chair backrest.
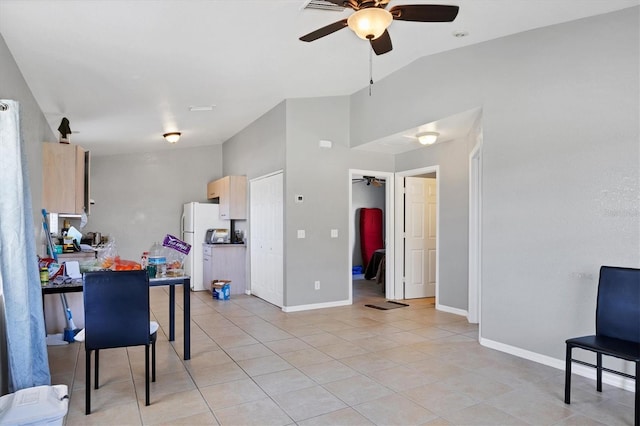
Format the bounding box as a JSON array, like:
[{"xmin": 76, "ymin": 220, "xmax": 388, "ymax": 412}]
[
  {"xmin": 83, "ymin": 270, "xmax": 151, "ymax": 351},
  {"xmin": 595, "ymin": 266, "xmax": 640, "ymax": 343}
]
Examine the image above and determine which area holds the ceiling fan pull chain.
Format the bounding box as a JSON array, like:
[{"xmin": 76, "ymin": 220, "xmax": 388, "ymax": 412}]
[{"xmin": 369, "ymin": 46, "xmax": 373, "ymax": 96}]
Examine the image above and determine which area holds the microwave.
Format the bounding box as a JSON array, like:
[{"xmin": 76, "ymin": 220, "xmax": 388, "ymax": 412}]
[{"xmin": 205, "ymin": 228, "xmax": 229, "ymax": 244}]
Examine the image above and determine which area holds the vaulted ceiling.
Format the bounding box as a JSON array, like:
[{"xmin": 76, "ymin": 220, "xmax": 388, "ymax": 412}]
[{"xmin": 1, "ymin": 0, "xmax": 637, "ymax": 156}]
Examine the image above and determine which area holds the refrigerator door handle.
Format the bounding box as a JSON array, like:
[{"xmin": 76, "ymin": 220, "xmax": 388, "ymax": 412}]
[{"xmin": 180, "ymin": 213, "xmax": 185, "ymax": 237}]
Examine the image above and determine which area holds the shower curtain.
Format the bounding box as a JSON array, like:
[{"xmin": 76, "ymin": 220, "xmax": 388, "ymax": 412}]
[{"xmin": 0, "ymin": 99, "xmax": 51, "ymax": 394}]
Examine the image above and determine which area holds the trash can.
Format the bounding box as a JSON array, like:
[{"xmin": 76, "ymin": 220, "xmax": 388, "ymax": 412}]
[{"xmin": 0, "ymin": 385, "xmax": 69, "ymax": 426}]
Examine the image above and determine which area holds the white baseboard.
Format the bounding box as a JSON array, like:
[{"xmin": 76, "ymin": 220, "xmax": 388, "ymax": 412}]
[
  {"xmin": 282, "ymin": 299, "xmax": 351, "ymax": 313},
  {"xmin": 436, "ymin": 303, "xmax": 467, "ymax": 317},
  {"xmin": 480, "ymin": 337, "xmax": 636, "ymax": 392}
]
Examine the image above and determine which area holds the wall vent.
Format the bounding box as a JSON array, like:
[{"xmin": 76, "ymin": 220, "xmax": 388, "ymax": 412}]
[{"xmin": 302, "ymin": 0, "xmax": 345, "ymax": 12}]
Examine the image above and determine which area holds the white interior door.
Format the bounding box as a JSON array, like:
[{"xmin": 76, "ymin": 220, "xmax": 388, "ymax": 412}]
[
  {"xmin": 250, "ymin": 172, "xmax": 284, "ymax": 307},
  {"xmin": 404, "ymin": 177, "xmax": 437, "ymax": 299}
]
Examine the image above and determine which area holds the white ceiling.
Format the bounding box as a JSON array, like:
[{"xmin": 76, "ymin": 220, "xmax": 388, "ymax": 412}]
[{"xmin": 1, "ymin": 0, "xmax": 637, "ymax": 156}]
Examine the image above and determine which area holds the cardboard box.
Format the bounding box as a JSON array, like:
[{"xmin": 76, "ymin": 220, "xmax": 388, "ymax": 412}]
[{"xmin": 211, "ymin": 280, "xmax": 231, "ymax": 300}]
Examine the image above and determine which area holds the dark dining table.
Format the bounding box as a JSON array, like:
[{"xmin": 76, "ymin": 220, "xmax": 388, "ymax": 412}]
[{"xmin": 41, "ymin": 274, "xmax": 191, "ymax": 360}]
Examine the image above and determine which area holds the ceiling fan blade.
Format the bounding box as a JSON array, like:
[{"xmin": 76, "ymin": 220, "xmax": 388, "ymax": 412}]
[
  {"xmin": 321, "ymin": 0, "xmax": 350, "ymax": 6},
  {"xmin": 370, "ymin": 30, "xmax": 392, "ymax": 55},
  {"xmin": 389, "ymin": 4, "xmax": 459, "ymax": 22},
  {"xmin": 299, "ymin": 19, "xmax": 349, "ymax": 42}
]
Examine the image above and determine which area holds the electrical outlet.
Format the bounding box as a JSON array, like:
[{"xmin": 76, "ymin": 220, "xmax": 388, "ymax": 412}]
[
  {"xmin": 297, "ymin": 230, "xmax": 305, "ymax": 239},
  {"xmin": 314, "ymin": 281, "xmax": 320, "ymax": 290},
  {"xmin": 331, "ymin": 229, "xmax": 338, "ymax": 238}
]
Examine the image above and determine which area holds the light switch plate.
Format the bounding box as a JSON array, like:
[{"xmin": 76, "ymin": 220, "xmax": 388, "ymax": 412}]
[
  {"xmin": 331, "ymin": 229, "xmax": 338, "ymax": 238},
  {"xmin": 297, "ymin": 230, "xmax": 305, "ymax": 239}
]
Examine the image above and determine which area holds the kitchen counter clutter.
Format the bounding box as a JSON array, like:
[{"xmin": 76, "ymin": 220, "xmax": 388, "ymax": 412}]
[{"xmin": 203, "ymin": 243, "xmax": 246, "ymax": 295}]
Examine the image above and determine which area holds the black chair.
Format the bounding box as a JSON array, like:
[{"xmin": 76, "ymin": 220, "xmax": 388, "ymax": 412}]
[
  {"xmin": 564, "ymin": 266, "xmax": 640, "ymax": 426},
  {"xmin": 83, "ymin": 270, "xmax": 157, "ymax": 415}
]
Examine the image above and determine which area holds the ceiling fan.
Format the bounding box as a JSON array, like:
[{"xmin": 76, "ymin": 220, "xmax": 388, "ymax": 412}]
[
  {"xmin": 299, "ymin": 1, "xmax": 459, "ymax": 55},
  {"xmin": 352, "ymin": 176, "xmax": 385, "ymax": 187}
]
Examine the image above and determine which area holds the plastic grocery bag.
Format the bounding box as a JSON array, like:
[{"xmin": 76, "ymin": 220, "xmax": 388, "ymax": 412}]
[
  {"xmin": 97, "ymin": 239, "xmax": 117, "ymax": 269},
  {"xmin": 162, "ymin": 234, "xmax": 191, "ymax": 276}
]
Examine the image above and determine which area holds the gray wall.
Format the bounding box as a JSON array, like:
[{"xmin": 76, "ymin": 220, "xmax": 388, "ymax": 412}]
[
  {"xmin": 0, "ymin": 34, "xmax": 55, "ymax": 244},
  {"xmin": 285, "ymin": 97, "xmax": 352, "ymax": 305},
  {"xmin": 350, "ymin": 8, "xmax": 640, "ymax": 360},
  {"xmin": 351, "ymin": 182, "xmax": 385, "ymax": 267},
  {"xmin": 222, "ymin": 96, "xmax": 393, "ymax": 307},
  {"xmin": 222, "ymin": 101, "xmax": 286, "ymax": 179},
  {"xmin": 395, "ymin": 128, "xmax": 478, "ymax": 309},
  {"xmin": 221, "ymin": 100, "xmax": 287, "ymax": 284},
  {"xmin": 89, "ymin": 145, "xmax": 223, "ymax": 261},
  {"xmin": 284, "ymin": 97, "xmax": 394, "ymax": 306}
]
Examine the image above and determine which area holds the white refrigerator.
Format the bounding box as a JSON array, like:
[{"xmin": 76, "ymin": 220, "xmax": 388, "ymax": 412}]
[{"xmin": 181, "ymin": 202, "xmax": 228, "ymax": 291}]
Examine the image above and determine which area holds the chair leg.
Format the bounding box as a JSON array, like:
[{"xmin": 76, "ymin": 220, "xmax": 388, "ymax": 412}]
[
  {"xmin": 145, "ymin": 344, "xmax": 150, "ymax": 406},
  {"xmin": 94, "ymin": 349, "xmax": 100, "ymax": 390},
  {"xmin": 152, "ymin": 340, "xmax": 156, "ymax": 383},
  {"xmin": 596, "ymin": 352, "xmax": 602, "ymax": 392},
  {"xmin": 564, "ymin": 344, "xmax": 572, "ymax": 404},
  {"xmin": 85, "ymin": 349, "xmax": 91, "ymax": 415},
  {"xmin": 634, "ymin": 361, "xmax": 638, "ymax": 426}
]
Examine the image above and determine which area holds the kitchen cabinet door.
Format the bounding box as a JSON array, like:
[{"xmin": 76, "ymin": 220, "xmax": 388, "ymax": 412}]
[
  {"xmin": 42, "ymin": 143, "xmax": 89, "ymax": 214},
  {"xmin": 206, "ymin": 175, "xmax": 247, "ymax": 220},
  {"xmin": 206, "ymin": 245, "xmax": 246, "ymax": 295},
  {"xmin": 203, "ymin": 244, "xmax": 213, "ymax": 292}
]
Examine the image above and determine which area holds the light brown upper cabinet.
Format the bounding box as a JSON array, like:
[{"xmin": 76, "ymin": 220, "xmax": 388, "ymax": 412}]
[
  {"xmin": 207, "ymin": 175, "xmax": 247, "ymax": 220},
  {"xmin": 42, "ymin": 143, "xmax": 90, "ymax": 214}
]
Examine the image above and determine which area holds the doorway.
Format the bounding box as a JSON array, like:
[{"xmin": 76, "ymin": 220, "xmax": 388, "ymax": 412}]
[
  {"xmin": 394, "ymin": 166, "xmax": 439, "ymax": 303},
  {"xmin": 348, "ymin": 169, "xmax": 394, "ymax": 303},
  {"xmin": 404, "ymin": 175, "xmax": 437, "ymax": 299}
]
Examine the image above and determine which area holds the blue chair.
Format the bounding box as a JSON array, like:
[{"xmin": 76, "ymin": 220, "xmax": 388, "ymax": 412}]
[
  {"xmin": 83, "ymin": 270, "xmax": 157, "ymax": 415},
  {"xmin": 564, "ymin": 266, "xmax": 640, "ymax": 426}
]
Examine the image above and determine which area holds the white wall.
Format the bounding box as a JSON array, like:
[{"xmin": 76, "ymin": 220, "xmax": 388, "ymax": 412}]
[{"xmin": 350, "ymin": 8, "xmax": 640, "ymax": 361}]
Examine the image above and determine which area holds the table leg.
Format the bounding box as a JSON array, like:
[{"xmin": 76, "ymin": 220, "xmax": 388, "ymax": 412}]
[
  {"xmin": 183, "ymin": 278, "xmax": 190, "ymax": 360},
  {"xmin": 169, "ymin": 285, "xmax": 175, "ymax": 341}
]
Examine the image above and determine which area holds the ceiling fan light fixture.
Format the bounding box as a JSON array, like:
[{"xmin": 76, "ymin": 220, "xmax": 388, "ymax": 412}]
[
  {"xmin": 347, "ymin": 8, "xmax": 393, "ymax": 40},
  {"xmin": 163, "ymin": 132, "xmax": 181, "ymax": 144},
  {"xmin": 416, "ymin": 131, "xmax": 439, "ymax": 145}
]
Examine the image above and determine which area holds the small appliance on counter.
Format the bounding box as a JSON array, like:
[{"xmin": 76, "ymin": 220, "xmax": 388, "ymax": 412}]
[
  {"xmin": 205, "ymin": 228, "xmax": 229, "ymax": 244},
  {"xmin": 232, "ymin": 230, "xmax": 244, "ymax": 244}
]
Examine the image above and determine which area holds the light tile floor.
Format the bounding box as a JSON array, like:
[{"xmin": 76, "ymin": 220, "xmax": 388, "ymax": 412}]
[{"xmin": 49, "ymin": 280, "xmax": 636, "ymax": 425}]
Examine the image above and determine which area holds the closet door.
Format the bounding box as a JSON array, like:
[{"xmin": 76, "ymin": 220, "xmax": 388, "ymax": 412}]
[{"xmin": 250, "ymin": 172, "xmax": 283, "ymax": 307}]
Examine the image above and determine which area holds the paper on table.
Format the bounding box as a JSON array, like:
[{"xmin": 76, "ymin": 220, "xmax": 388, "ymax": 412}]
[{"xmin": 64, "ymin": 261, "xmax": 81, "ymax": 279}]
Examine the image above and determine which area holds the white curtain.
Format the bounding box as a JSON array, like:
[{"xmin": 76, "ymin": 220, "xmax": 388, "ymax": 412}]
[{"xmin": 0, "ymin": 99, "xmax": 50, "ymax": 393}]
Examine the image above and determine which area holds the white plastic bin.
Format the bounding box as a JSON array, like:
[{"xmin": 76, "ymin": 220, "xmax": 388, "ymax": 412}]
[{"xmin": 0, "ymin": 385, "xmax": 69, "ymax": 426}]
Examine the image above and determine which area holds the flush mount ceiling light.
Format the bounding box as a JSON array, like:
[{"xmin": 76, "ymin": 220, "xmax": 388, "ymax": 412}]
[
  {"xmin": 347, "ymin": 8, "xmax": 393, "ymax": 40},
  {"xmin": 163, "ymin": 132, "xmax": 181, "ymax": 144},
  {"xmin": 188, "ymin": 105, "xmax": 215, "ymax": 112},
  {"xmin": 416, "ymin": 131, "xmax": 439, "ymax": 145}
]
